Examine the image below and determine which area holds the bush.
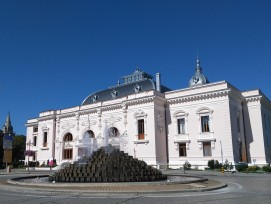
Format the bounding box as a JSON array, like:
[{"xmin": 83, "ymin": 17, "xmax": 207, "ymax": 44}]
[
  {"xmin": 184, "ymin": 161, "xmax": 191, "ymax": 170},
  {"xmin": 214, "ymin": 160, "xmax": 222, "ymax": 169},
  {"xmin": 223, "ymin": 159, "xmax": 233, "ymax": 171},
  {"xmin": 208, "ymin": 160, "xmax": 215, "ymax": 170},
  {"xmin": 12, "ymin": 161, "xmax": 25, "ymax": 168},
  {"xmin": 246, "ymin": 165, "xmax": 260, "ymax": 172},
  {"xmin": 0, "ymin": 162, "xmax": 5, "ymax": 169},
  {"xmin": 28, "ymin": 161, "xmax": 39, "ymax": 167},
  {"xmin": 262, "ymin": 164, "xmax": 271, "ymax": 172},
  {"xmin": 208, "ymin": 160, "xmax": 222, "ymax": 170},
  {"xmin": 235, "ymin": 163, "xmax": 248, "ymax": 172}
]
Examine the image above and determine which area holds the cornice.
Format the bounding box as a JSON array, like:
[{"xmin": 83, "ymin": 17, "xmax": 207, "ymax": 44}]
[
  {"xmin": 167, "ymin": 89, "xmax": 230, "ymax": 105},
  {"xmin": 245, "ymin": 96, "xmax": 262, "ymax": 103},
  {"xmin": 37, "ymin": 115, "xmax": 56, "ymax": 122},
  {"xmin": 79, "ymin": 109, "xmax": 97, "ymax": 116},
  {"xmin": 58, "ymin": 113, "xmax": 76, "ymax": 119},
  {"xmin": 126, "ymin": 96, "xmax": 155, "ymax": 106},
  {"xmin": 101, "ymin": 104, "xmax": 122, "ymax": 112},
  {"xmin": 25, "ymin": 122, "xmax": 38, "ymax": 127}
]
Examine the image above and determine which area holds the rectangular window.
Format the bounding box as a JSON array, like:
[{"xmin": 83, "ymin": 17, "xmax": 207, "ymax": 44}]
[
  {"xmin": 43, "ymin": 132, "xmax": 47, "ymax": 147},
  {"xmin": 201, "ymin": 116, "xmax": 210, "ymax": 132},
  {"xmin": 33, "ymin": 127, "xmax": 38, "ymax": 132},
  {"xmin": 237, "ymin": 116, "xmax": 241, "ymax": 133},
  {"xmin": 138, "ymin": 119, "xmax": 145, "ymax": 140},
  {"xmin": 64, "ymin": 149, "xmax": 73, "ymax": 159},
  {"xmin": 177, "ymin": 118, "xmax": 185, "ymax": 134},
  {"xmin": 33, "ymin": 136, "xmax": 37, "ymax": 146},
  {"xmin": 203, "ymin": 142, "xmax": 212, "ymax": 157},
  {"xmin": 179, "ymin": 143, "xmax": 187, "ymax": 157}
]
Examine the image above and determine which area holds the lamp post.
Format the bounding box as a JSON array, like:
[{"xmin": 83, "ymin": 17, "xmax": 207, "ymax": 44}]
[
  {"xmin": 25, "ymin": 140, "xmax": 33, "ymax": 173},
  {"xmin": 220, "ymin": 140, "xmax": 224, "ymax": 165}
]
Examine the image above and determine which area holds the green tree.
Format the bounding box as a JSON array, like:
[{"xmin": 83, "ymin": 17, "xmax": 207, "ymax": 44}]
[{"xmin": 12, "ymin": 135, "xmax": 26, "ymax": 167}]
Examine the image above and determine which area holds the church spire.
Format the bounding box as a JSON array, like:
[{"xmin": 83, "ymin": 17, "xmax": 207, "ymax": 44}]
[{"xmin": 2, "ymin": 112, "xmax": 14, "ymax": 134}]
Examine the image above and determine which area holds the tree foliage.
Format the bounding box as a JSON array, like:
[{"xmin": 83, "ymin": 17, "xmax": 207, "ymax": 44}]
[{"xmin": 12, "ymin": 135, "xmax": 26, "ymax": 163}]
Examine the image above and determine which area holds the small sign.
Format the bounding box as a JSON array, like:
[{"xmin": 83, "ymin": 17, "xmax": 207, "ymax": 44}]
[
  {"xmin": 3, "ymin": 134, "xmax": 13, "ymax": 141},
  {"xmin": 3, "ymin": 134, "xmax": 13, "ymax": 150},
  {"xmin": 3, "ymin": 140, "xmax": 13, "ymax": 149}
]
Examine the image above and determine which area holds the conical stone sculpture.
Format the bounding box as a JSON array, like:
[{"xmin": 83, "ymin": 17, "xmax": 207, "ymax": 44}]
[{"xmin": 49, "ymin": 145, "xmax": 166, "ymax": 182}]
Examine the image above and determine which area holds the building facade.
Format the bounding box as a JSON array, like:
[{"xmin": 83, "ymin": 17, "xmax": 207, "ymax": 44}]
[{"xmin": 25, "ymin": 60, "xmax": 271, "ymax": 168}]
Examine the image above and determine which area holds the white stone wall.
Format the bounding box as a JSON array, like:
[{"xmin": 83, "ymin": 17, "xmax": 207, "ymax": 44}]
[
  {"xmin": 166, "ymin": 82, "xmax": 236, "ymax": 168},
  {"xmin": 25, "ymin": 81, "xmax": 271, "ymax": 169},
  {"xmin": 242, "ymin": 95, "xmax": 267, "ymax": 164}
]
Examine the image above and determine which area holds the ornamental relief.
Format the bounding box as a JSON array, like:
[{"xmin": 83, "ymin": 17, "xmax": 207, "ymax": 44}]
[
  {"xmin": 81, "ymin": 120, "xmax": 97, "ymax": 127},
  {"xmin": 173, "ymin": 110, "xmax": 188, "ymax": 118},
  {"xmin": 156, "ymin": 112, "xmax": 164, "ymax": 133},
  {"xmin": 103, "ymin": 115, "xmax": 122, "ymax": 125},
  {"xmin": 64, "ymin": 142, "xmax": 73, "ymax": 148},
  {"xmin": 40, "ymin": 124, "xmax": 49, "ymax": 131},
  {"xmin": 61, "ymin": 122, "xmax": 75, "ymax": 130},
  {"xmin": 133, "ymin": 109, "xmax": 147, "ymax": 119}
]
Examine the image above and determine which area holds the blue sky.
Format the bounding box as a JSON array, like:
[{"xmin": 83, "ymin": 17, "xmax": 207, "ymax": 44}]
[{"xmin": 0, "ymin": 0, "xmax": 270, "ymax": 135}]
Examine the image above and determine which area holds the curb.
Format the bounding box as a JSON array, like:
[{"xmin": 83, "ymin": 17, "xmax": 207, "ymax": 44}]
[{"xmin": 5, "ymin": 175, "xmax": 227, "ymax": 194}]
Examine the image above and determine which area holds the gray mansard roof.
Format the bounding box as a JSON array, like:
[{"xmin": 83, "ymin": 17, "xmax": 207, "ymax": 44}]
[{"xmin": 82, "ymin": 68, "xmax": 171, "ymax": 106}]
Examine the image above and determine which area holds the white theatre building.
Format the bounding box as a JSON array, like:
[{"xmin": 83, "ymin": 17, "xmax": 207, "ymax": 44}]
[{"xmin": 25, "ymin": 59, "xmax": 271, "ymax": 169}]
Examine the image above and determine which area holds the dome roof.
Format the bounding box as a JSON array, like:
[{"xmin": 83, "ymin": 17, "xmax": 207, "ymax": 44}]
[
  {"xmin": 188, "ymin": 59, "xmax": 209, "ymax": 87},
  {"xmin": 82, "ymin": 68, "xmax": 171, "ymax": 106}
]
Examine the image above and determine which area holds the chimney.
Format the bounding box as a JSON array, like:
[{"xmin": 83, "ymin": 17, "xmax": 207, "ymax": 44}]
[{"xmin": 156, "ymin": 73, "xmax": 161, "ymax": 92}]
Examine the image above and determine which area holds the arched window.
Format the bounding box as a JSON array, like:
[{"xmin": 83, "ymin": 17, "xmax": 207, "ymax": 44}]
[
  {"xmin": 108, "ymin": 127, "xmax": 119, "ymax": 137},
  {"xmin": 196, "ymin": 107, "xmax": 214, "ymax": 133},
  {"xmin": 86, "ymin": 130, "xmax": 95, "ymax": 138},
  {"xmin": 64, "ymin": 133, "xmax": 73, "ymax": 142},
  {"xmin": 173, "ymin": 110, "xmax": 189, "ymax": 135},
  {"xmin": 63, "ymin": 133, "xmax": 73, "ymax": 160},
  {"xmin": 134, "ymin": 109, "xmax": 148, "ymax": 141}
]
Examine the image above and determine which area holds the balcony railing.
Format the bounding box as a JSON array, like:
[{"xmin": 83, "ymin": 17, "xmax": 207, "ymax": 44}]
[
  {"xmin": 134, "ymin": 134, "xmax": 149, "ymax": 144},
  {"xmin": 174, "ymin": 134, "xmax": 190, "ymax": 143},
  {"xmin": 197, "ymin": 132, "xmax": 215, "ymax": 141}
]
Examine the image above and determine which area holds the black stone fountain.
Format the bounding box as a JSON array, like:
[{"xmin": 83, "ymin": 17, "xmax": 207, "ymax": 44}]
[{"xmin": 49, "ymin": 145, "xmax": 166, "ymax": 182}]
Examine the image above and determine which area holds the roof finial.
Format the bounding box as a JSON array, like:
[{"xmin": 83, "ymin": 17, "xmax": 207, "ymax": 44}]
[{"xmin": 196, "ymin": 48, "xmax": 200, "ymax": 68}]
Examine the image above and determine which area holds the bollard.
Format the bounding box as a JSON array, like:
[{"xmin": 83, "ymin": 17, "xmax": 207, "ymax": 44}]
[
  {"xmin": 221, "ymin": 166, "xmax": 224, "ymax": 174},
  {"xmin": 7, "ymin": 165, "xmax": 11, "ymax": 173}
]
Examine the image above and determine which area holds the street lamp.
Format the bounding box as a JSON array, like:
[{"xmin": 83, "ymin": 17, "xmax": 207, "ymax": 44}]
[
  {"xmin": 25, "ymin": 140, "xmax": 33, "ymax": 173},
  {"xmin": 220, "ymin": 140, "xmax": 224, "ymax": 165}
]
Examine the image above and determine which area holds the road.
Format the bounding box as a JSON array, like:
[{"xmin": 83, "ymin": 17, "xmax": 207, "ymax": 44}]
[{"xmin": 0, "ymin": 171, "xmax": 270, "ymax": 204}]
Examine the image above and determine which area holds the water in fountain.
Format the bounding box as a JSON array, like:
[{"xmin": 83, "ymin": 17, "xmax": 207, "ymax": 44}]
[{"xmin": 77, "ymin": 131, "xmax": 97, "ymax": 165}]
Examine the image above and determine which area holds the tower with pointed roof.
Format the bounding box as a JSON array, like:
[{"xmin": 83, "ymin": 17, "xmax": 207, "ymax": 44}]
[
  {"xmin": 188, "ymin": 58, "xmax": 209, "ymax": 87},
  {"xmin": 2, "ymin": 113, "xmax": 14, "ymax": 135}
]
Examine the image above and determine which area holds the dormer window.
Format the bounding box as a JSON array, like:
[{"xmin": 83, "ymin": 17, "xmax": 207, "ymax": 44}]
[
  {"xmin": 111, "ymin": 90, "xmax": 118, "ymax": 98},
  {"xmin": 92, "ymin": 95, "xmax": 98, "ymax": 102},
  {"xmin": 134, "ymin": 85, "xmax": 142, "ymax": 93}
]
